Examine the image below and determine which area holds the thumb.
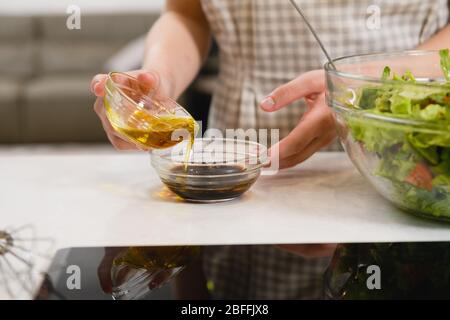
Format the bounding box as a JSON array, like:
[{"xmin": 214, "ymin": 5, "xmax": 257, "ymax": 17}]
[
  {"xmin": 136, "ymin": 71, "xmax": 160, "ymax": 95},
  {"xmin": 260, "ymin": 69, "xmax": 325, "ymax": 112}
]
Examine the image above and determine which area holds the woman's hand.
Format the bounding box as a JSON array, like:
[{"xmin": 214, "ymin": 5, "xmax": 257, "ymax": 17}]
[
  {"xmin": 97, "ymin": 247, "xmax": 125, "ymax": 293},
  {"xmin": 276, "ymin": 244, "xmax": 337, "ymax": 258},
  {"xmin": 260, "ymin": 70, "xmax": 337, "ymax": 169},
  {"xmin": 90, "ymin": 70, "xmax": 171, "ymax": 151}
]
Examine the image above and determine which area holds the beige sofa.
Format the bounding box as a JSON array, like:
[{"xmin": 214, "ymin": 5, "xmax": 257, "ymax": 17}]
[{"xmin": 0, "ymin": 13, "xmax": 158, "ymax": 143}]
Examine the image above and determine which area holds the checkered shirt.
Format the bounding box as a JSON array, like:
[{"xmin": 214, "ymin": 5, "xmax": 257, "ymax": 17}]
[
  {"xmin": 203, "ymin": 245, "xmax": 332, "ymax": 299},
  {"xmin": 199, "ymin": 0, "xmax": 448, "ymax": 299}
]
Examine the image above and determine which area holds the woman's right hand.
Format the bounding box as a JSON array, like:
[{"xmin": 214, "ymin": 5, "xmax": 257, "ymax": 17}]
[{"xmin": 90, "ymin": 70, "xmax": 169, "ymax": 151}]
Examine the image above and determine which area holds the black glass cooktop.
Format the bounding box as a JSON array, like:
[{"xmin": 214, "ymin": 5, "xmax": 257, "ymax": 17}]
[
  {"xmin": 35, "ymin": 243, "xmax": 450, "ymax": 300},
  {"xmin": 35, "ymin": 246, "xmax": 200, "ymax": 300}
]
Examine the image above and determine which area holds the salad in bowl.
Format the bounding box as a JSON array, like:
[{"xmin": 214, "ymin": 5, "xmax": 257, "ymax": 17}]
[{"xmin": 326, "ymin": 50, "xmax": 450, "ymax": 221}]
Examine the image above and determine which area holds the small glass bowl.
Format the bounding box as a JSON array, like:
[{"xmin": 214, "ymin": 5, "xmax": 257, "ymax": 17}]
[
  {"xmin": 151, "ymin": 138, "xmax": 268, "ymax": 203},
  {"xmin": 104, "ymin": 72, "xmax": 195, "ymax": 149}
]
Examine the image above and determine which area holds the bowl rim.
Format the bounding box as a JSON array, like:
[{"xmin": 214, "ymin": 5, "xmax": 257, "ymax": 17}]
[
  {"xmin": 325, "ymin": 50, "xmax": 450, "ymax": 133},
  {"xmin": 324, "ymin": 49, "xmax": 446, "ymax": 85},
  {"xmin": 151, "ymin": 138, "xmax": 268, "ymax": 178},
  {"xmin": 104, "ymin": 71, "xmax": 193, "ymax": 119}
]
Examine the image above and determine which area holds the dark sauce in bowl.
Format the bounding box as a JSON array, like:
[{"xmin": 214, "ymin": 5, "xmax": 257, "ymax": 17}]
[{"xmin": 160, "ymin": 164, "xmax": 260, "ymax": 203}]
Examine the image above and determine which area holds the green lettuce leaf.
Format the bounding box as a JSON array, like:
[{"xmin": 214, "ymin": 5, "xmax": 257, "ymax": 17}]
[{"xmin": 440, "ymin": 49, "xmax": 450, "ymax": 82}]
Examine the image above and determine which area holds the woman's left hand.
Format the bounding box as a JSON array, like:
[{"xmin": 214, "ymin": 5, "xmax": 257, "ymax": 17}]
[
  {"xmin": 260, "ymin": 70, "xmax": 337, "ymax": 169},
  {"xmin": 276, "ymin": 244, "xmax": 337, "ymax": 258}
]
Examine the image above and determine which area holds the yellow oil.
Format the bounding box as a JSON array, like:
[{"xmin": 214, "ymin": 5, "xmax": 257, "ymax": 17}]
[
  {"xmin": 111, "ymin": 246, "xmax": 200, "ymax": 291},
  {"xmin": 113, "ymin": 246, "xmax": 200, "ymax": 270},
  {"xmin": 105, "ymin": 99, "xmax": 196, "ymax": 160},
  {"xmin": 112, "ymin": 111, "xmax": 195, "ymax": 150}
]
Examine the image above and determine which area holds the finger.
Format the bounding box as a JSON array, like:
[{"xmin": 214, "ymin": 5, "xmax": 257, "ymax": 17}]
[
  {"xmin": 260, "ymin": 70, "xmax": 325, "ymax": 112},
  {"xmin": 139, "ymin": 71, "xmax": 174, "ymax": 100},
  {"xmin": 104, "ymin": 124, "xmax": 141, "ymax": 151},
  {"xmin": 280, "ymin": 130, "xmax": 336, "ymax": 169},
  {"xmin": 92, "ymin": 71, "xmax": 160, "ymax": 98},
  {"xmin": 278, "ymin": 244, "xmax": 337, "ymax": 256},
  {"xmin": 97, "ymin": 247, "xmax": 121, "ymax": 294},
  {"xmin": 273, "ymin": 94, "xmax": 333, "ymax": 161},
  {"xmin": 97, "ymin": 262, "xmax": 113, "ymax": 293},
  {"xmin": 93, "ymin": 99, "xmax": 140, "ymax": 150},
  {"xmin": 93, "ymin": 99, "xmax": 115, "ymax": 134},
  {"xmin": 90, "ymin": 74, "xmax": 107, "ymax": 96},
  {"xmin": 93, "ymin": 99, "xmax": 119, "ymax": 137},
  {"xmin": 137, "ymin": 71, "xmax": 160, "ymax": 93},
  {"xmin": 270, "ymin": 126, "xmax": 315, "ymax": 166},
  {"xmin": 109, "ymin": 134, "xmax": 141, "ymax": 151},
  {"xmin": 93, "ymin": 97, "xmax": 105, "ymax": 116},
  {"xmin": 276, "ymin": 244, "xmax": 337, "ymax": 258},
  {"xmin": 104, "ymin": 124, "xmax": 148, "ymax": 151}
]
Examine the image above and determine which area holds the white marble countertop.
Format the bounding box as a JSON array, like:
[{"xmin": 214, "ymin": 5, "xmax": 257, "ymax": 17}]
[
  {"xmin": 1, "ymin": 146, "xmax": 449, "ymax": 250},
  {"xmin": 0, "ymin": 0, "xmax": 164, "ymax": 15}
]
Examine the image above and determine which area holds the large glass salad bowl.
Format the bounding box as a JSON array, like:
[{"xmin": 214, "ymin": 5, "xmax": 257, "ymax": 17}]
[{"xmin": 325, "ymin": 50, "xmax": 450, "ymax": 222}]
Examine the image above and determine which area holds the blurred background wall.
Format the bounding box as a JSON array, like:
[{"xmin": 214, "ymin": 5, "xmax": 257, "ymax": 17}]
[{"xmin": 0, "ymin": 0, "xmax": 217, "ymax": 144}]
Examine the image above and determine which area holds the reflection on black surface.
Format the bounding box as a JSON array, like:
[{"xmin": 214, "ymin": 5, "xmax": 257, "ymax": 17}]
[
  {"xmin": 108, "ymin": 246, "xmax": 200, "ymax": 300},
  {"xmin": 325, "ymin": 243, "xmax": 450, "ymax": 300},
  {"xmin": 35, "ymin": 243, "xmax": 450, "ymax": 300},
  {"xmin": 35, "ymin": 246, "xmax": 202, "ymax": 300}
]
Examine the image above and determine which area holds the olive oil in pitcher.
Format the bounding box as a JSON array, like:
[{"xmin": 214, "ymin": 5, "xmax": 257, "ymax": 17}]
[
  {"xmin": 103, "ymin": 71, "xmax": 197, "ymax": 156},
  {"xmin": 105, "ymin": 101, "xmax": 196, "ymax": 152}
]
